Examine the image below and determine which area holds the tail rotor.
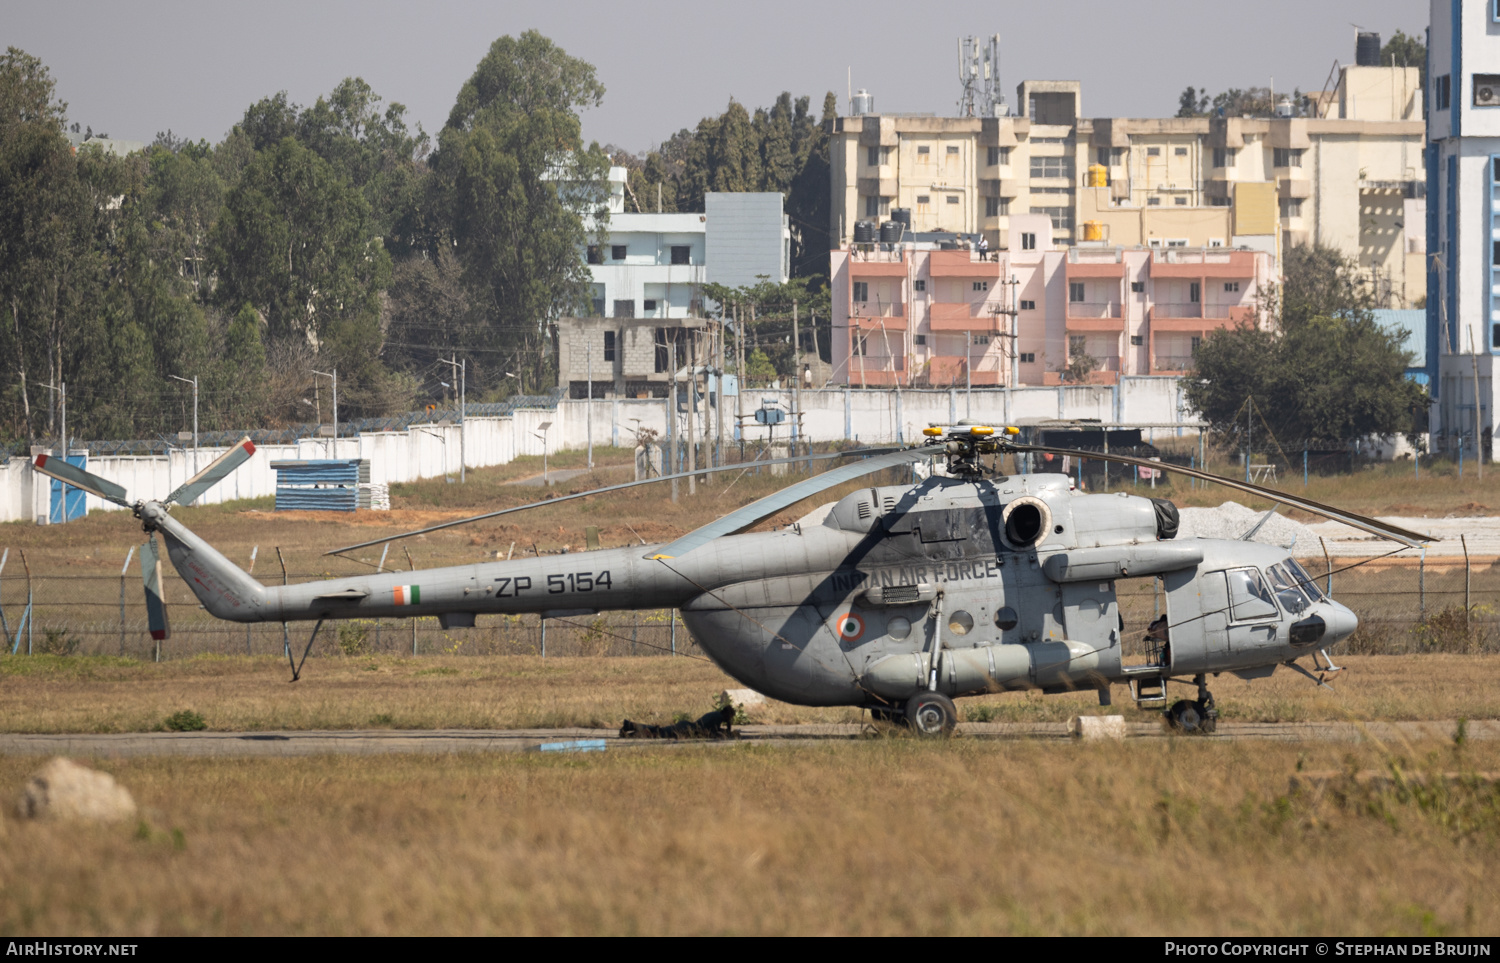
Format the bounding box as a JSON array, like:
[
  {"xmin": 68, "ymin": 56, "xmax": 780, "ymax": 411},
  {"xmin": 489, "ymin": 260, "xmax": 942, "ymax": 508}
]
[{"xmin": 139, "ymin": 534, "xmax": 170, "ymax": 641}]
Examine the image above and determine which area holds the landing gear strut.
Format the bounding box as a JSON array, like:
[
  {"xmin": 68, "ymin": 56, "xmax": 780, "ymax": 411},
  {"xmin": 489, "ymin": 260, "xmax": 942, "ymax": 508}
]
[{"xmin": 1164, "ymin": 674, "xmax": 1217, "ymax": 734}]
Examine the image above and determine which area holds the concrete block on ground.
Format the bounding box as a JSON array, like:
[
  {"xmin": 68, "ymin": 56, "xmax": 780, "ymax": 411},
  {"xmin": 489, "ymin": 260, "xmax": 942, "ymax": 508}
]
[
  {"xmin": 720, "ymin": 688, "xmax": 767, "ymax": 709},
  {"xmin": 1068, "ymin": 715, "xmax": 1127, "ymax": 741}
]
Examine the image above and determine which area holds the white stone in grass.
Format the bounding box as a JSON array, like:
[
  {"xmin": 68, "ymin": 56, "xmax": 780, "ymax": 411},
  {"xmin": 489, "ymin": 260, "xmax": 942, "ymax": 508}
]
[
  {"xmin": 16, "ymin": 757, "xmax": 137, "ymax": 823},
  {"xmin": 1068, "ymin": 715, "xmax": 1128, "ymax": 741}
]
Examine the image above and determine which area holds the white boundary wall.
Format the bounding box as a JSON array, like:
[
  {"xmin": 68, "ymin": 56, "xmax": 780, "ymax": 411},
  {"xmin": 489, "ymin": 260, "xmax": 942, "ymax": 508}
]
[{"xmin": 2, "ymin": 382, "xmax": 1196, "ymax": 524}]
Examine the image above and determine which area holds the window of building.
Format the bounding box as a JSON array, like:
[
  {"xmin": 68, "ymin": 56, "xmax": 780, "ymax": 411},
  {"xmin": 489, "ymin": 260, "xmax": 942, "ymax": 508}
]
[
  {"xmin": 1019, "ymin": 352, "xmax": 1036, "ymax": 363},
  {"xmin": 985, "ymin": 197, "xmax": 1008, "ymax": 217},
  {"xmin": 643, "ymin": 299, "xmax": 657, "ymax": 313},
  {"xmin": 1273, "ymin": 148, "xmax": 1303, "ymax": 168},
  {"xmin": 1494, "ymin": 324, "xmax": 1500, "ymax": 350},
  {"xmin": 971, "ymin": 333, "xmax": 992, "ymax": 345},
  {"xmin": 1130, "ymin": 281, "xmax": 1145, "ymax": 293},
  {"xmin": 1213, "ymin": 147, "xmax": 1237, "ymax": 167},
  {"xmin": 1130, "ymin": 335, "xmax": 1144, "ymax": 346},
  {"xmin": 1174, "ymin": 196, "xmax": 1188, "ymax": 205},
  {"xmin": 853, "ymin": 333, "xmax": 868, "ymax": 356},
  {"xmin": 611, "ymin": 244, "xmax": 627, "ymax": 261},
  {"xmin": 613, "ymin": 299, "xmax": 634, "ymax": 318},
  {"xmin": 1167, "ymin": 239, "xmax": 1188, "ymax": 247},
  {"xmin": 946, "ymin": 145, "xmax": 960, "ymax": 155},
  {"xmin": 914, "ymin": 279, "xmax": 927, "ymax": 292},
  {"xmin": 1033, "ymin": 206, "xmax": 1073, "ymax": 230},
  {"xmin": 865, "ymin": 195, "xmax": 879, "ymax": 217},
  {"xmin": 946, "ymin": 195, "xmax": 960, "ymax": 204},
  {"xmin": 1281, "ymin": 198, "xmax": 1302, "ymax": 218},
  {"xmin": 1069, "ymin": 281, "xmax": 1085, "ymax": 302},
  {"xmin": 972, "ymin": 281, "xmax": 989, "ymax": 292},
  {"xmin": 987, "ymin": 146, "xmax": 1009, "ymax": 165},
  {"xmin": 1436, "ymin": 74, "xmax": 1451, "ymax": 111},
  {"xmin": 1020, "ymin": 299, "xmax": 1036, "ymax": 310},
  {"xmin": 1208, "ymin": 238, "xmax": 1225, "ymax": 247},
  {"xmin": 1147, "ymin": 197, "xmax": 1161, "ymax": 206},
  {"xmin": 867, "ymin": 146, "xmax": 880, "ymax": 166},
  {"xmin": 1029, "ymin": 156, "xmax": 1073, "ymax": 179},
  {"xmin": 1224, "ymin": 282, "xmax": 1240, "ymax": 293},
  {"xmin": 1032, "ymin": 186, "xmax": 1068, "ymax": 195},
  {"xmin": 853, "ymin": 281, "xmax": 869, "ymax": 302},
  {"xmin": 587, "ymin": 245, "xmax": 602, "ymax": 265},
  {"xmin": 1146, "ymin": 146, "xmax": 1161, "ymax": 157},
  {"xmin": 670, "ymin": 245, "xmax": 690, "ymax": 265},
  {"xmin": 603, "ymin": 330, "xmax": 617, "ymax": 361},
  {"xmin": 917, "ymin": 145, "xmax": 931, "ymax": 157},
  {"xmin": 1189, "ymin": 282, "xmax": 1200, "ymax": 302},
  {"xmin": 1096, "ymin": 147, "xmax": 1111, "ymax": 166},
  {"xmin": 1210, "ymin": 196, "xmax": 1232, "ymax": 207},
  {"xmin": 917, "ymin": 194, "xmax": 931, "ymax": 205},
  {"xmin": 1020, "ymin": 233, "xmax": 1036, "ymax": 251},
  {"xmin": 914, "ymin": 334, "xmax": 927, "ymax": 346},
  {"xmin": 1190, "ymin": 336, "xmax": 1201, "ymax": 353}
]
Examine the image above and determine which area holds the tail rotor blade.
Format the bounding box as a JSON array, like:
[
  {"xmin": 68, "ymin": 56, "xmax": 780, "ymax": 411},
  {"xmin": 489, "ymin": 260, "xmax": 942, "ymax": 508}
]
[
  {"xmin": 165, "ymin": 437, "xmax": 257, "ymax": 506},
  {"xmin": 33, "ymin": 454, "xmax": 131, "ymax": 507},
  {"xmin": 139, "ymin": 536, "xmax": 170, "ymax": 641}
]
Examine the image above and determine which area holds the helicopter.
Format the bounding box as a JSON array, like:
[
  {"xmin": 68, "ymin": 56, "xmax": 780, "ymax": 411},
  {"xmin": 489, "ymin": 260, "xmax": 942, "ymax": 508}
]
[{"xmin": 31, "ymin": 424, "xmax": 1433, "ymax": 735}]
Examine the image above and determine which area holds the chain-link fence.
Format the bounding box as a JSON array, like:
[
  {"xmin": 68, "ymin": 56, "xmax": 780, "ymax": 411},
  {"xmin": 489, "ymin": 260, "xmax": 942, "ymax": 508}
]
[{"xmin": 2, "ymin": 556, "xmax": 1496, "ymax": 662}]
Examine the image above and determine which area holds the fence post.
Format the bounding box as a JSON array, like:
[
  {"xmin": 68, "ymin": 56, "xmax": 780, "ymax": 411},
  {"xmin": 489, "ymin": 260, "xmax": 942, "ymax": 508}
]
[
  {"xmin": 1303, "ymin": 449, "xmax": 1308, "ymax": 488},
  {"xmin": 119, "ymin": 545, "xmax": 136, "ymax": 657},
  {"xmin": 23, "ymin": 550, "xmax": 31, "ymax": 656},
  {"xmin": 1419, "ymin": 546, "xmax": 1426, "ymax": 621},
  {"xmin": 670, "ymin": 609, "xmax": 677, "ymax": 655},
  {"xmin": 1462, "ymin": 534, "xmax": 1471, "ymax": 623},
  {"xmin": 0, "ymin": 548, "xmax": 9, "ymax": 649},
  {"xmin": 540, "ymin": 616, "xmax": 547, "ymax": 658},
  {"xmin": 631, "ymin": 618, "xmax": 637, "ymax": 655},
  {"xmin": 277, "ymin": 547, "xmax": 291, "ymax": 660}
]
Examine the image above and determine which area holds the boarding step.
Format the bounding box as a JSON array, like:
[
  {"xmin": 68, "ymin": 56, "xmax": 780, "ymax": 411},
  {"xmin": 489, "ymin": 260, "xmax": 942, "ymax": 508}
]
[{"xmin": 1129, "ymin": 676, "xmax": 1167, "ymax": 705}]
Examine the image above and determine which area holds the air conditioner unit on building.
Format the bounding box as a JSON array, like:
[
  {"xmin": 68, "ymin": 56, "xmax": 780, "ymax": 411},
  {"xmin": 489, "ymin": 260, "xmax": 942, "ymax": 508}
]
[
  {"xmin": 1477, "ymin": 85, "xmax": 1500, "ymax": 106},
  {"xmin": 1157, "ymin": 183, "xmax": 1177, "ymax": 192}
]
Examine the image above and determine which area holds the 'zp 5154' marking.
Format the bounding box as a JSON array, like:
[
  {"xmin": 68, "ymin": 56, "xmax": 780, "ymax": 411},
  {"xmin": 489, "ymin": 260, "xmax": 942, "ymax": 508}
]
[{"xmin": 493, "ymin": 571, "xmax": 614, "ymax": 597}]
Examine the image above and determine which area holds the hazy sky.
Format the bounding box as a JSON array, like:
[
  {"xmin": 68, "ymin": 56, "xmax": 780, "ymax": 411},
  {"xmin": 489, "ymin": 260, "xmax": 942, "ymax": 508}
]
[{"xmin": 8, "ymin": 0, "xmax": 1428, "ymax": 153}]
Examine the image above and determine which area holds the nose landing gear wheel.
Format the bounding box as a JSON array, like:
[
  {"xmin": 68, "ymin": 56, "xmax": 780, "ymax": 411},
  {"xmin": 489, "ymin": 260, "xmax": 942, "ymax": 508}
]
[
  {"xmin": 905, "ymin": 691, "xmax": 958, "ymax": 736},
  {"xmin": 1165, "ymin": 699, "xmax": 1217, "ymax": 734}
]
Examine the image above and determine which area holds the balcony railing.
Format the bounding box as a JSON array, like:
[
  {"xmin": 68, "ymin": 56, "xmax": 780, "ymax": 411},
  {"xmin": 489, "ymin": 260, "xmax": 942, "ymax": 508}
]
[
  {"xmin": 1069, "ymin": 355, "xmax": 1122, "ymax": 372},
  {"xmin": 1154, "ymin": 302, "xmax": 1202, "ymax": 319},
  {"xmin": 1153, "ymin": 355, "xmax": 1197, "ymax": 371},
  {"xmin": 851, "ymin": 301, "xmax": 904, "ymax": 318},
  {"xmin": 1066, "ymin": 300, "xmax": 1121, "ymax": 319}
]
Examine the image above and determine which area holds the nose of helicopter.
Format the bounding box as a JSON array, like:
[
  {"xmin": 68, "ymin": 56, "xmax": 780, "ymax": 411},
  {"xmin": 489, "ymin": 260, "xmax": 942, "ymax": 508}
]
[{"xmin": 1322, "ymin": 601, "xmax": 1358, "ymax": 646}]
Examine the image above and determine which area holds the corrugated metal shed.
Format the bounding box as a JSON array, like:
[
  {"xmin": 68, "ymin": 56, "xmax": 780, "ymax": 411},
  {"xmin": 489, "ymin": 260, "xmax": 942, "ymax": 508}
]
[{"xmin": 273, "ymin": 459, "xmax": 368, "ymax": 512}]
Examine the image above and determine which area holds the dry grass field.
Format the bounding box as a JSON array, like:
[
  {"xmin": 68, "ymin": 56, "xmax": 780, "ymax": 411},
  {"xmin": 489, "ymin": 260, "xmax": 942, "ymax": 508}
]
[
  {"xmin": 0, "ymin": 653, "xmax": 1495, "ymax": 733},
  {"xmin": 1, "ymin": 736, "xmax": 1497, "ymax": 936}
]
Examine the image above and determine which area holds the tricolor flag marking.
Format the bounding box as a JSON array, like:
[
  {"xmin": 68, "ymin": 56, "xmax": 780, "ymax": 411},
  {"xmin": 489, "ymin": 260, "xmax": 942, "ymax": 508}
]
[{"xmin": 393, "ymin": 585, "xmax": 421, "ymax": 606}]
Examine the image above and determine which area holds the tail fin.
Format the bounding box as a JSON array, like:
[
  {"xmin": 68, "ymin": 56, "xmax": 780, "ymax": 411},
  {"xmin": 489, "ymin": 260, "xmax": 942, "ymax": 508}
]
[{"xmin": 150, "ymin": 509, "xmax": 268, "ymax": 623}]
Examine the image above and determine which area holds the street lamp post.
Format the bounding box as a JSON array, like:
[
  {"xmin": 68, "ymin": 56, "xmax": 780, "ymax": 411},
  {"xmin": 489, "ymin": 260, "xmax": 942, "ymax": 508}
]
[
  {"xmin": 168, "ymin": 374, "xmax": 198, "ymax": 476},
  {"xmin": 536, "ymin": 421, "xmax": 553, "ymax": 484}
]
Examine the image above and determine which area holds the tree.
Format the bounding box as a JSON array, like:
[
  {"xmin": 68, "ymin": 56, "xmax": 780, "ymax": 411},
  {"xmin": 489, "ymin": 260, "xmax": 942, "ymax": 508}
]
[
  {"xmin": 427, "ymin": 31, "xmax": 610, "ymax": 396},
  {"xmin": 1382, "ymin": 29, "xmax": 1426, "ymax": 90},
  {"xmin": 1184, "ymin": 245, "xmax": 1427, "ymax": 446},
  {"xmin": 1177, "ymin": 87, "xmax": 1208, "ymax": 118}
]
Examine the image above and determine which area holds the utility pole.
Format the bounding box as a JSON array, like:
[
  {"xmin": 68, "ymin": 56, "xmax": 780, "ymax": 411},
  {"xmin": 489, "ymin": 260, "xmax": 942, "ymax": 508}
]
[
  {"xmin": 791, "ymin": 301, "xmax": 801, "ymax": 462},
  {"xmin": 687, "ymin": 329, "xmax": 698, "ymax": 496},
  {"xmin": 312, "ymin": 368, "xmax": 338, "ymax": 454},
  {"xmin": 715, "ymin": 316, "xmax": 726, "ymax": 469},
  {"xmin": 168, "ymin": 374, "xmax": 197, "ymax": 476},
  {"xmin": 1470, "ymin": 328, "xmax": 1484, "ymax": 479},
  {"xmin": 586, "ymin": 338, "xmax": 594, "ymax": 469},
  {"xmin": 440, "ymin": 356, "xmax": 467, "ymax": 482}
]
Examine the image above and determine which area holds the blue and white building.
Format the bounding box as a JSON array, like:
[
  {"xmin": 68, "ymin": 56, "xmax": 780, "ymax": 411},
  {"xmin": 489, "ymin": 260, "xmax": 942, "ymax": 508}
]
[{"xmin": 1428, "ymin": 0, "xmax": 1500, "ymax": 455}]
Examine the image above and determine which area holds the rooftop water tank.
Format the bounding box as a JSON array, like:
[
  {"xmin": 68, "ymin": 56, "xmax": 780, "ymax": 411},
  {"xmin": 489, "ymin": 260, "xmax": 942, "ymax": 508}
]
[
  {"xmin": 880, "ymin": 220, "xmax": 904, "ymax": 243},
  {"xmin": 851, "ymin": 89, "xmax": 874, "ymax": 116},
  {"xmin": 891, "ymin": 208, "xmax": 912, "ymax": 230},
  {"xmin": 853, "ymin": 219, "xmax": 877, "ymax": 244},
  {"xmin": 1355, "ymin": 32, "xmax": 1381, "ymax": 67}
]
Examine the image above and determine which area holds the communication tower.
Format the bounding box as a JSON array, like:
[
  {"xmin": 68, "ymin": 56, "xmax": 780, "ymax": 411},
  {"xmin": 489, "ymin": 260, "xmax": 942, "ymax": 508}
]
[{"xmin": 957, "ymin": 34, "xmax": 1007, "ymax": 117}]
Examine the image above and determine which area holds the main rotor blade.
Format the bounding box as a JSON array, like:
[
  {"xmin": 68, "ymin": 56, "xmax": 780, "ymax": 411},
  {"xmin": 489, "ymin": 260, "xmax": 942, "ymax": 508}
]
[
  {"xmin": 1010, "ymin": 443, "xmax": 1434, "ymax": 548},
  {"xmin": 32, "ymin": 454, "xmax": 130, "ymax": 507},
  {"xmin": 647, "ymin": 446, "xmax": 935, "ymax": 559},
  {"xmin": 165, "ymin": 437, "xmax": 257, "ymax": 506},
  {"xmin": 139, "ymin": 535, "xmax": 170, "ymax": 641},
  {"xmin": 323, "ymin": 447, "xmax": 903, "ymax": 556}
]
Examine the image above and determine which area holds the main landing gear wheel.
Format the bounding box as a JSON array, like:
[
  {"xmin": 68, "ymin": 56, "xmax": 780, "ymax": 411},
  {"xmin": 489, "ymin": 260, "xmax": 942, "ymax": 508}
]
[
  {"xmin": 1165, "ymin": 699, "xmax": 1217, "ymax": 734},
  {"xmin": 905, "ymin": 691, "xmax": 958, "ymax": 737}
]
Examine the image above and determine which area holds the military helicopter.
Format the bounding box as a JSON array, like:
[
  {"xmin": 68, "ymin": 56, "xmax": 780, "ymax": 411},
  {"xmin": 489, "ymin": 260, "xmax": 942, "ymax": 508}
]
[{"xmin": 32, "ymin": 425, "xmax": 1432, "ymax": 735}]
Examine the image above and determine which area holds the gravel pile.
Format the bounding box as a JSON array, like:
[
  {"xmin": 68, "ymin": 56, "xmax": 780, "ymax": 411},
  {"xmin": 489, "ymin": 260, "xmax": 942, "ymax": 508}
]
[{"xmin": 1177, "ymin": 501, "xmax": 1321, "ymax": 551}]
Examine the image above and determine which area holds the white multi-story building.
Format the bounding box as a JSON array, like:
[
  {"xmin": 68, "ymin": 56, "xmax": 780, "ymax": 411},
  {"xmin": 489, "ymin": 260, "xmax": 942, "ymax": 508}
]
[
  {"xmin": 558, "ymin": 169, "xmax": 791, "ymax": 397},
  {"xmin": 1429, "ymin": 0, "xmax": 1500, "ymax": 456}
]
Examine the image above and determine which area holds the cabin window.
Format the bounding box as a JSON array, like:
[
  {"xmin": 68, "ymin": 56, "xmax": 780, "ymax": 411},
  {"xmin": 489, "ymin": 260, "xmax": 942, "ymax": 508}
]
[
  {"xmin": 1226, "ymin": 568, "xmax": 1279, "ymax": 621},
  {"xmin": 1266, "ymin": 562, "xmax": 1310, "ymax": 614}
]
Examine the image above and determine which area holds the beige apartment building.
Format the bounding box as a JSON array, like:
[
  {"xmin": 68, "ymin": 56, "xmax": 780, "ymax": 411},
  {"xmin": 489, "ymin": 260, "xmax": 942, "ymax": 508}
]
[{"xmin": 830, "ymin": 65, "xmax": 1426, "ymax": 307}]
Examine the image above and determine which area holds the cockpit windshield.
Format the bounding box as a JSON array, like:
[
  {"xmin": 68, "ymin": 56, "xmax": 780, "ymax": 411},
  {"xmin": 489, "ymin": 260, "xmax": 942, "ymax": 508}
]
[
  {"xmin": 1283, "ymin": 558, "xmax": 1326, "ymax": 602},
  {"xmin": 1266, "ymin": 562, "xmax": 1311, "ymax": 614}
]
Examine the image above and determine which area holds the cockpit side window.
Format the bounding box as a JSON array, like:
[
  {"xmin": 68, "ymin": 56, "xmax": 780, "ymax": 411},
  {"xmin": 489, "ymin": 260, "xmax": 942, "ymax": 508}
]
[
  {"xmin": 1285, "ymin": 558, "xmax": 1325, "ymax": 602},
  {"xmin": 1266, "ymin": 562, "xmax": 1310, "ymax": 614},
  {"xmin": 1226, "ymin": 567, "xmax": 1279, "ymax": 622}
]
